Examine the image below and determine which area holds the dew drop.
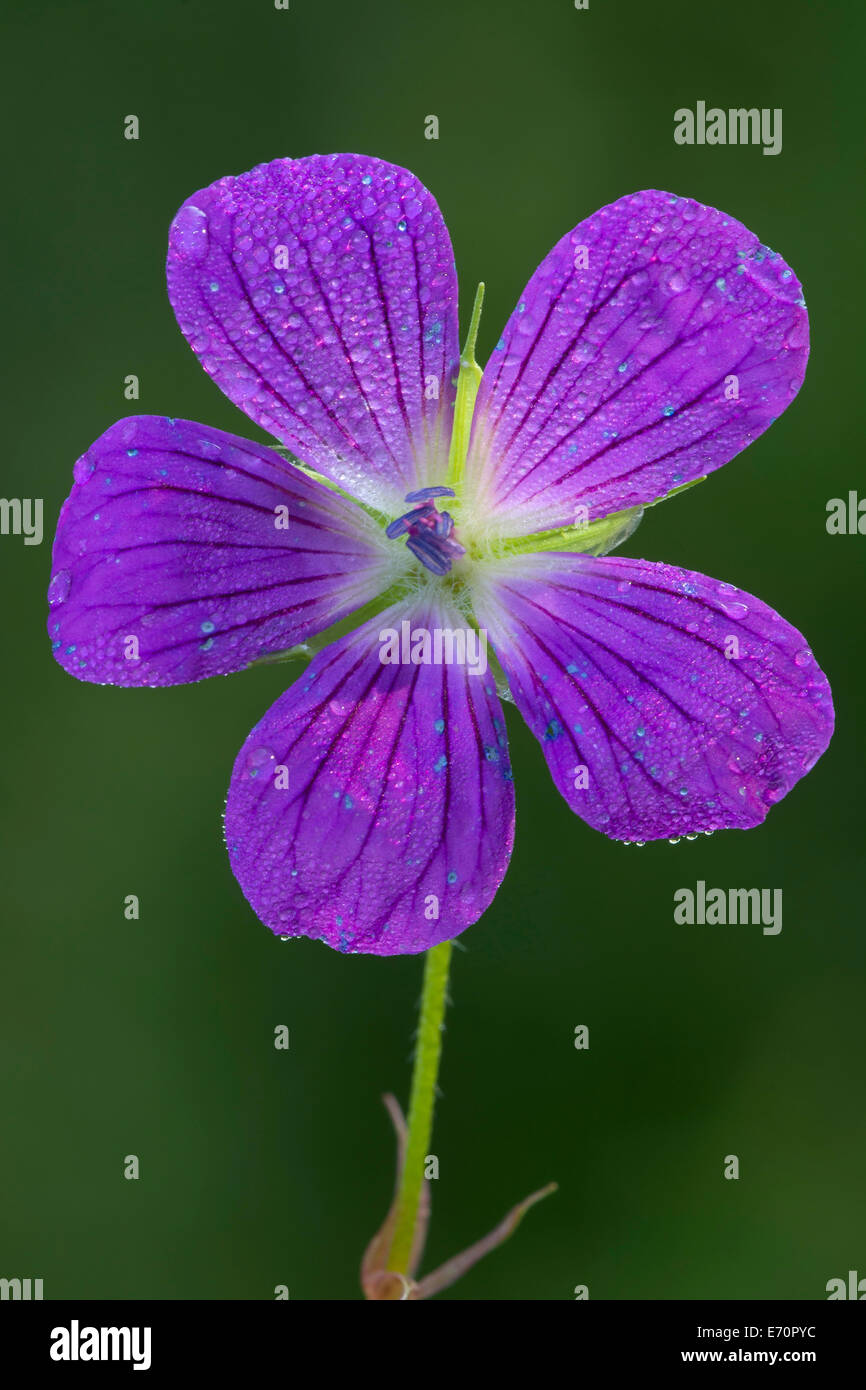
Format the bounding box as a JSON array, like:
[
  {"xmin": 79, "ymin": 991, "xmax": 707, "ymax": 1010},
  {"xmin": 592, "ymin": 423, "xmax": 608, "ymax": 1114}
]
[
  {"xmin": 48, "ymin": 570, "xmax": 71, "ymax": 606},
  {"xmin": 246, "ymin": 746, "xmax": 275, "ymax": 777},
  {"xmin": 171, "ymin": 203, "xmax": 209, "ymax": 261},
  {"xmin": 719, "ymin": 600, "xmax": 749, "ymax": 620}
]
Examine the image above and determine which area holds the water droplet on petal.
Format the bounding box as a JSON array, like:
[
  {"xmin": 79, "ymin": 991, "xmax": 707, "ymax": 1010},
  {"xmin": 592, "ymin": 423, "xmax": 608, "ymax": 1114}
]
[
  {"xmin": 246, "ymin": 746, "xmax": 275, "ymax": 777},
  {"xmin": 719, "ymin": 600, "xmax": 749, "ymax": 620},
  {"xmin": 48, "ymin": 570, "xmax": 71, "ymax": 606},
  {"xmin": 171, "ymin": 203, "xmax": 209, "ymax": 261}
]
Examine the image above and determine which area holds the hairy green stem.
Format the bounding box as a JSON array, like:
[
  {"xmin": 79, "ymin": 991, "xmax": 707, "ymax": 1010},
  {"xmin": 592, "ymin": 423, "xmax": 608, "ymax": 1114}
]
[
  {"xmin": 445, "ymin": 283, "xmax": 485, "ymax": 491},
  {"xmin": 387, "ymin": 941, "xmax": 453, "ymax": 1273}
]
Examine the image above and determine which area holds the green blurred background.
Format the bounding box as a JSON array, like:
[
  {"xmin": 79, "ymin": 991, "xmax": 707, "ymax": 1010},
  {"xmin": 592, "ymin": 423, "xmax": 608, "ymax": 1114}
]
[{"xmin": 2, "ymin": 0, "xmax": 863, "ymax": 1300}]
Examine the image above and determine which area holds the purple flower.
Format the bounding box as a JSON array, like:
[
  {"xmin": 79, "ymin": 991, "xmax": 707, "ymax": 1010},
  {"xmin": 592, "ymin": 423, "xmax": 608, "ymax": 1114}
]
[{"xmin": 47, "ymin": 155, "xmax": 833, "ymax": 956}]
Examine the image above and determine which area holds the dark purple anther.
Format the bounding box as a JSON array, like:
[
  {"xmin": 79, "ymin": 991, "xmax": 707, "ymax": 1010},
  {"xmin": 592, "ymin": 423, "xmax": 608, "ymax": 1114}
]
[
  {"xmin": 388, "ymin": 488, "xmax": 466, "ymax": 574},
  {"xmin": 404, "ymin": 486, "xmax": 457, "ymax": 502},
  {"xmin": 385, "ymin": 505, "xmax": 428, "ymax": 539}
]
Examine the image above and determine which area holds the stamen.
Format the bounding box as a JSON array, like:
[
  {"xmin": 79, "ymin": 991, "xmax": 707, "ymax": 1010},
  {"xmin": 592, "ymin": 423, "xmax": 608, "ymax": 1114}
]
[
  {"xmin": 387, "ymin": 488, "xmax": 465, "ymax": 575},
  {"xmin": 406, "ymin": 534, "xmax": 452, "ymax": 575},
  {"xmin": 385, "ymin": 506, "xmax": 428, "ymax": 539},
  {"xmin": 404, "ymin": 486, "xmax": 456, "ymax": 503}
]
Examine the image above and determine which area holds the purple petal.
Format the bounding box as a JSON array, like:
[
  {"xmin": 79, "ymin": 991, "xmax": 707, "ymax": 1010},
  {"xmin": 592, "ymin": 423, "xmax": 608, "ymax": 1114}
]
[
  {"xmin": 48, "ymin": 416, "xmax": 395, "ymax": 686},
  {"xmin": 474, "ymin": 554, "xmax": 832, "ymax": 841},
  {"xmin": 224, "ymin": 602, "xmax": 515, "ymax": 955},
  {"xmin": 167, "ymin": 154, "xmax": 459, "ymax": 513},
  {"xmin": 467, "ymin": 191, "xmax": 809, "ymax": 536}
]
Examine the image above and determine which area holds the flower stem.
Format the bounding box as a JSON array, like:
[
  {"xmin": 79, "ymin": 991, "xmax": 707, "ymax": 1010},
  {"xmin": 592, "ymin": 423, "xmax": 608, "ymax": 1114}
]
[
  {"xmin": 387, "ymin": 940, "xmax": 453, "ymax": 1273},
  {"xmin": 445, "ymin": 283, "xmax": 485, "ymax": 491}
]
